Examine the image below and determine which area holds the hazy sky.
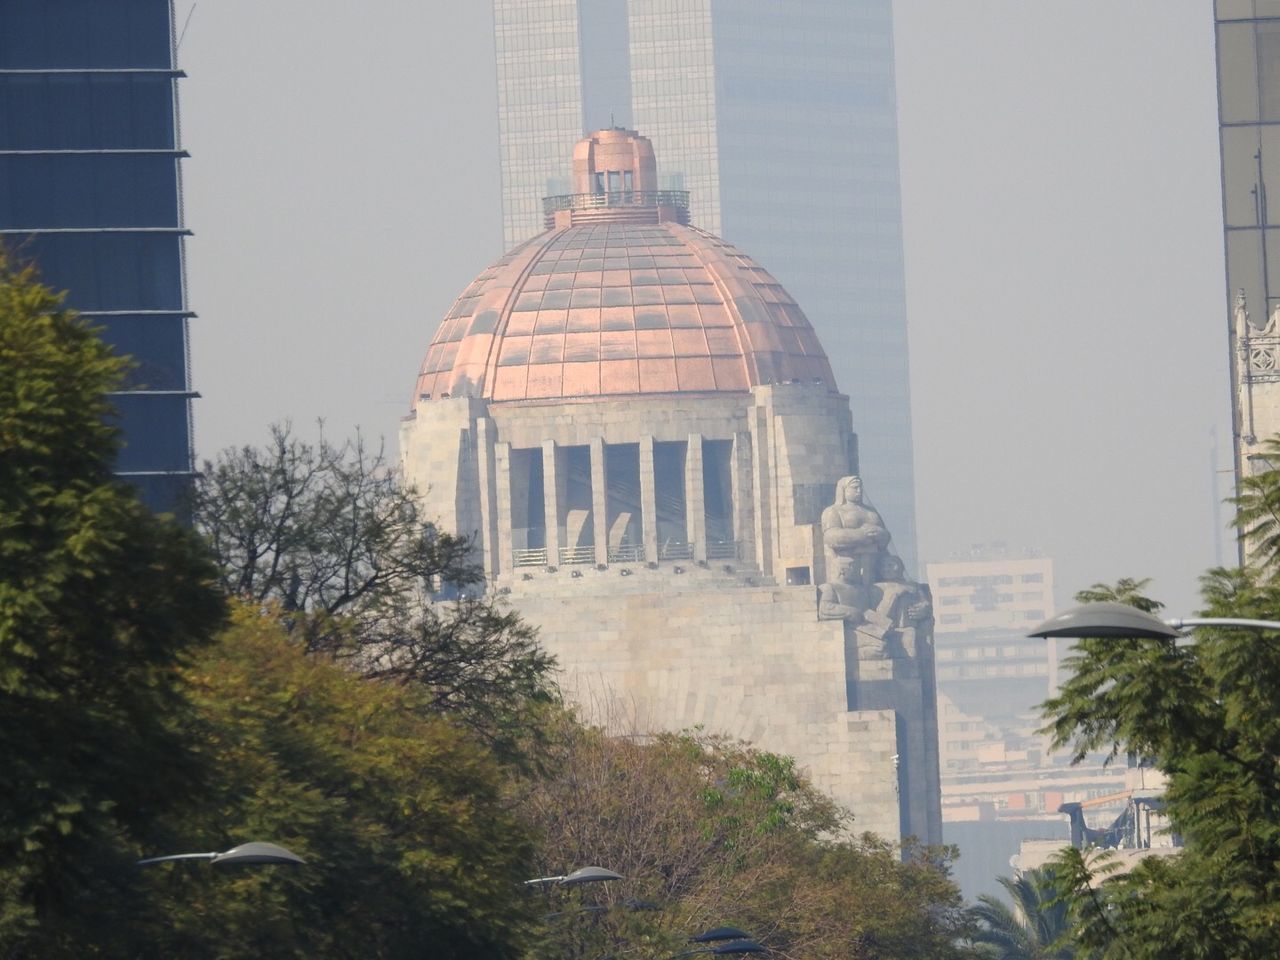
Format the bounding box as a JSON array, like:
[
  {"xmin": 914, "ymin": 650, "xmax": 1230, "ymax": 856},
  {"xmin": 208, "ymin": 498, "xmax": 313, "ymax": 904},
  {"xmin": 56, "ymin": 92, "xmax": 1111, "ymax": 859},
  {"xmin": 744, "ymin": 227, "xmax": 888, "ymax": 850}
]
[{"xmin": 178, "ymin": 2, "xmax": 1230, "ymax": 615}]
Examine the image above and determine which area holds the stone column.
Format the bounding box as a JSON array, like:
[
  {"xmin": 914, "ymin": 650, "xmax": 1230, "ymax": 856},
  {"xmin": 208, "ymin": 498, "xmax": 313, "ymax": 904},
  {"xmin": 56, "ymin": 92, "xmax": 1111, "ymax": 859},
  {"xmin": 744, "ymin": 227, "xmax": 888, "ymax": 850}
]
[
  {"xmin": 639, "ymin": 435, "xmax": 658, "ymax": 563},
  {"xmin": 685, "ymin": 434, "xmax": 706, "ymax": 562},
  {"xmin": 730, "ymin": 430, "xmax": 753, "ymax": 562},
  {"xmin": 475, "ymin": 418, "xmax": 499, "ymax": 578},
  {"xmin": 542, "ymin": 440, "xmax": 561, "ymax": 566},
  {"xmin": 750, "ymin": 399, "xmax": 775, "ymax": 577},
  {"xmin": 590, "ymin": 436, "xmax": 609, "ymax": 565},
  {"xmin": 493, "ymin": 441, "xmax": 514, "ymax": 578}
]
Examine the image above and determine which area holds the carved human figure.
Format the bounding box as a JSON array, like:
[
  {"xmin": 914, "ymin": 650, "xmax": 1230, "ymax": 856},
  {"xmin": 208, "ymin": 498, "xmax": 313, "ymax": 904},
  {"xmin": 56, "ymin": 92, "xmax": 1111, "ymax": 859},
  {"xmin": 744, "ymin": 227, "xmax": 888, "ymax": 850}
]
[
  {"xmin": 869, "ymin": 554, "xmax": 932, "ymax": 658},
  {"xmin": 1236, "ymin": 288, "xmax": 1251, "ymax": 340},
  {"xmin": 821, "ymin": 476, "xmax": 890, "ymax": 560},
  {"xmin": 1235, "ymin": 288, "xmax": 1277, "ymax": 337},
  {"xmin": 817, "ymin": 477, "xmax": 932, "ymax": 659},
  {"xmin": 870, "ymin": 554, "xmax": 914, "ymax": 624},
  {"xmin": 818, "ymin": 555, "xmax": 873, "ymax": 621},
  {"xmin": 819, "ymin": 556, "xmax": 894, "ymax": 659}
]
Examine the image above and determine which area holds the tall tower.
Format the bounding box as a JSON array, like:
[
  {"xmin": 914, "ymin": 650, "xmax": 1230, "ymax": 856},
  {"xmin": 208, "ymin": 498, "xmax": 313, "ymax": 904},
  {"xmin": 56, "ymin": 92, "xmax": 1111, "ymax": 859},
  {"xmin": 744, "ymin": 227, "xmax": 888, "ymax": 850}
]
[
  {"xmin": 491, "ymin": 0, "xmax": 919, "ymax": 573},
  {"xmin": 0, "ymin": 0, "xmax": 195, "ymax": 513},
  {"xmin": 1216, "ymin": 3, "xmax": 1280, "ymax": 552}
]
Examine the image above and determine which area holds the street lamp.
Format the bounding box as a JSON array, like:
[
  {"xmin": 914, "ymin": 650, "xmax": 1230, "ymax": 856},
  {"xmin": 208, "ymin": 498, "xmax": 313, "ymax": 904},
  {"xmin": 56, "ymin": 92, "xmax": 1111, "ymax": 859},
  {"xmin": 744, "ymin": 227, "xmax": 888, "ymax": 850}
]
[
  {"xmin": 525, "ymin": 865, "xmax": 624, "ymax": 887},
  {"xmin": 1029, "ymin": 601, "xmax": 1280, "ymax": 641},
  {"xmin": 137, "ymin": 841, "xmax": 306, "ymax": 867}
]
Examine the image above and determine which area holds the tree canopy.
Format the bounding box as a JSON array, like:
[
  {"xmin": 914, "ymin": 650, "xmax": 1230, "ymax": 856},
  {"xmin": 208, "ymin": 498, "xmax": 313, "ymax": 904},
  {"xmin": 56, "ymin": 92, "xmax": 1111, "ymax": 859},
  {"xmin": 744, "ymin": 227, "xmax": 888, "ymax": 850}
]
[
  {"xmin": 969, "ymin": 867, "xmax": 1073, "ymax": 960},
  {"xmin": 521, "ymin": 716, "xmax": 971, "ymax": 960},
  {"xmin": 0, "ymin": 252, "xmax": 227, "ymax": 956},
  {"xmin": 190, "ymin": 424, "xmax": 557, "ymax": 758},
  {"xmin": 136, "ymin": 605, "xmax": 539, "ymax": 959},
  {"xmin": 1041, "ymin": 562, "xmax": 1280, "ymax": 957}
]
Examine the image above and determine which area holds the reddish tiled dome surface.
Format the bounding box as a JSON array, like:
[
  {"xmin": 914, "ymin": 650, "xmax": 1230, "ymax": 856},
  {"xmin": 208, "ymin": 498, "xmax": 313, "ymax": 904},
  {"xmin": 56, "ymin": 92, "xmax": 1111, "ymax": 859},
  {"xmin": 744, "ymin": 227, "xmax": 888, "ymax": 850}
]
[{"xmin": 414, "ymin": 221, "xmax": 836, "ymax": 403}]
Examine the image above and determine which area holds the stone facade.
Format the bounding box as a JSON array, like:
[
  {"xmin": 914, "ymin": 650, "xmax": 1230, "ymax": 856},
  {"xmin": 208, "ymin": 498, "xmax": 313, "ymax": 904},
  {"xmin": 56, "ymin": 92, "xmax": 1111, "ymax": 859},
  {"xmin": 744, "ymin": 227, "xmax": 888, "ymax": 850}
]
[{"xmin": 401, "ymin": 383, "xmax": 942, "ymax": 843}]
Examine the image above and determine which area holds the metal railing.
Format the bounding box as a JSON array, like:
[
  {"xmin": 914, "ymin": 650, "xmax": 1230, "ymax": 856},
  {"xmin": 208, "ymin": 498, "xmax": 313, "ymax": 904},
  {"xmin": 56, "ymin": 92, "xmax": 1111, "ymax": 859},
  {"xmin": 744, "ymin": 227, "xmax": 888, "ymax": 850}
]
[
  {"xmin": 513, "ymin": 548, "xmax": 548, "ymax": 568},
  {"xmin": 559, "ymin": 545, "xmax": 596, "ymax": 566},
  {"xmin": 706, "ymin": 541, "xmax": 739, "ymax": 561},
  {"xmin": 542, "ymin": 190, "xmax": 690, "ymax": 216},
  {"xmin": 608, "ymin": 543, "xmax": 645, "ymax": 564},
  {"xmin": 659, "ymin": 540, "xmax": 694, "ymax": 561}
]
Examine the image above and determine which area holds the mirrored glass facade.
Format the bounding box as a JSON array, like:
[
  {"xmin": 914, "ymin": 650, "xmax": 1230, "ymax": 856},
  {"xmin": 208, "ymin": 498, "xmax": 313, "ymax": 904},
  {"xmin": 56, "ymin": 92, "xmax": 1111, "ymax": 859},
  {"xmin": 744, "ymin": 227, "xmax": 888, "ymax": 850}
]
[
  {"xmin": 492, "ymin": 0, "xmax": 917, "ymax": 570},
  {"xmin": 1217, "ymin": 1, "xmax": 1280, "ymax": 550},
  {"xmin": 628, "ymin": 0, "xmax": 721, "ymax": 233},
  {"xmin": 494, "ymin": 0, "xmax": 584, "ymax": 247},
  {"xmin": 0, "ymin": 0, "xmax": 194, "ymax": 513}
]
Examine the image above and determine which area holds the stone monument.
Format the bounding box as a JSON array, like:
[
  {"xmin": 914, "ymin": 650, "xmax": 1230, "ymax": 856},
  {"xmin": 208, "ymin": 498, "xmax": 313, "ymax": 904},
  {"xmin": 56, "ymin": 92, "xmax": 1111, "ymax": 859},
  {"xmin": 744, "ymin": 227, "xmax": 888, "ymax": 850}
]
[{"xmin": 819, "ymin": 476, "xmax": 933, "ymax": 664}]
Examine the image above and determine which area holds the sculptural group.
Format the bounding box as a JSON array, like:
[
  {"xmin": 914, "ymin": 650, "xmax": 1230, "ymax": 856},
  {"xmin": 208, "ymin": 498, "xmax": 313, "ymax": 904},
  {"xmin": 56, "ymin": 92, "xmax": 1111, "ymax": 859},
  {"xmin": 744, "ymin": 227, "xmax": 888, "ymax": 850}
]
[{"xmin": 818, "ymin": 476, "xmax": 932, "ymax": 659}]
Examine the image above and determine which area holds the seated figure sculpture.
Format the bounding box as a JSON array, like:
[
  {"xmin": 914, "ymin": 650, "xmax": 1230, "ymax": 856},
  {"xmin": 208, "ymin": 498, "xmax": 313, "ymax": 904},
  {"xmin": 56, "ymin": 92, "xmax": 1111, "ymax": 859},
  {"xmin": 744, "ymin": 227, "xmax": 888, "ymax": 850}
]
[
  {"xmin": 868, "ymin": 554, "xmax": 933, "ymax": 658},
  {"xmin": 819, "ymin": 554, "xmax": 894, "ymax": 656},
  {"xmin": 818, "ymin": 476, "xmax": 930, "ymax": 659}
]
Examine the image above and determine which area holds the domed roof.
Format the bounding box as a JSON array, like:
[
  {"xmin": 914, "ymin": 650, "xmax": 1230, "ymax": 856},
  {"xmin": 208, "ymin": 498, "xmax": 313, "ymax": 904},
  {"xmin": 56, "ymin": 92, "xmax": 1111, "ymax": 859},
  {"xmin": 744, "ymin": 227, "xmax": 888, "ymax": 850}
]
[{"xmin": 414, "ymin": 221, "xmax": 837, "ymax": 404}]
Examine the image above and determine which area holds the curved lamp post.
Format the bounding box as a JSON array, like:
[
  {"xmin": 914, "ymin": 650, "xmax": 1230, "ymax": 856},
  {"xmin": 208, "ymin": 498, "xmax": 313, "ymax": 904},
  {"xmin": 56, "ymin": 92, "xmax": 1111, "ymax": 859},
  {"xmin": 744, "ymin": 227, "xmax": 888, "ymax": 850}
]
[
  {"xmin": 1029, "ymin": 601, "xmax": 1280, "ymax": 641},
  {"xmin": 137, "ymin": 841, "xmax": 306, "ymax": 867},
  {"xmin": 525, "ymin": 865, "xmax": 625, "ymax": 887}
]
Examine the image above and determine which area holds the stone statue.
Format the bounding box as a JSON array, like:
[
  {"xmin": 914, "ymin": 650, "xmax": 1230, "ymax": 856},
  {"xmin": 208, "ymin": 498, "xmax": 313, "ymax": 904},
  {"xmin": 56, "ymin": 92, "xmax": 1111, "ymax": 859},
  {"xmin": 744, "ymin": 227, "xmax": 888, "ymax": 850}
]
[
  {"xmin": 1235, "ymin": 288, "xmax": 1277, "ymax": 337},
  {"xmin": 819, "ymin": 555, "xmax": 877, "ymax": 621},
  {"xmin": 1236, "ymin": 288, "xmax": 1250, "ymax": 340},
  {"xmin": 820, "ymin": 475, "xmax": 890, "ymax": 560},
  {"xmin": 868, "ymin": 554, "xmax": 933, "ymax": 658},
  {"xmin": 817, "ymin": 477, "xmax": 932, "ymax": 660}
]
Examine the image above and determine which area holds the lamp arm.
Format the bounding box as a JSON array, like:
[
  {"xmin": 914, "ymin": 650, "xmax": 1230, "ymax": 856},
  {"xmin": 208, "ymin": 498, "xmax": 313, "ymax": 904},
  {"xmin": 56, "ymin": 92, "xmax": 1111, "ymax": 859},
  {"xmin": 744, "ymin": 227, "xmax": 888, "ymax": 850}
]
[
  {"xmin": 136, "ymin": 852, "xmax": 218, "ymax": 866},
  {"xmin": 1167, "ymin": 617, "xmax": 1280, "ymax": 632}
]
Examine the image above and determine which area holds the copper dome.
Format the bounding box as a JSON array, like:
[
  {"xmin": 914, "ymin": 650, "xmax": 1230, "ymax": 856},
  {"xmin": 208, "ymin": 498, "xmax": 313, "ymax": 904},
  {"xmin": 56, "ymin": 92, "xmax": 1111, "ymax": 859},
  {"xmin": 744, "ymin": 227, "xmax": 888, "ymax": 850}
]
[{"xmin": 415, "ymin": 221, "xmax": 836, "ymax": 404}]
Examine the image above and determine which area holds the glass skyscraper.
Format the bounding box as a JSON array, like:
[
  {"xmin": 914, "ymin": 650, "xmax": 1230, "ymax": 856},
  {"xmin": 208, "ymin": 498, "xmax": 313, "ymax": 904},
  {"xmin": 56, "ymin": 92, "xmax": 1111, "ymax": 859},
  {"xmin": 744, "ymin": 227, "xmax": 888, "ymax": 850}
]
[
  {"xmin": 493, "ymin": 0, "xmax": 918, "ymax": 571},
  {"xmin": 0, "ymin": 0, "xmax": 195, "ymax": 513},
  {"xmin": 1216, "ymin": 0, "xmax": 1280, "ymax": 561}
]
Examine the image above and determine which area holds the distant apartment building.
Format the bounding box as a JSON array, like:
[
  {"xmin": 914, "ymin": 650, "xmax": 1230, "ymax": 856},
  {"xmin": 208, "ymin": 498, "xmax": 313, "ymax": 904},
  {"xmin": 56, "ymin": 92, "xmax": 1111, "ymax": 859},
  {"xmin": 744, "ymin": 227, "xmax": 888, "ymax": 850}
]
[
  {"xmin": 492, "ymin": 0, "xmax": 919, "ymax": 572},
  {"xmin": 925, "ymin": 546, "xmax": 1070, "ymax": 898},
  {"xmin": 930, "ymin": 551, "xmax": 1054, "ymax": 638},
  {"xmin": 0, "ymin": 0, "xmax": 195, "ymax": 512},
  {"xmin": 927, "ymin": 548, "xmax": 1058, "ymax": 769}
]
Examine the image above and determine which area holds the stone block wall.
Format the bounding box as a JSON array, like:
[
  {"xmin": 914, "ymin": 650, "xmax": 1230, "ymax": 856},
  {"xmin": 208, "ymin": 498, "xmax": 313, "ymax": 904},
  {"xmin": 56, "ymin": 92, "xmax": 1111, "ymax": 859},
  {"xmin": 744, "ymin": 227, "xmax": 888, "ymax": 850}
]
[{"xmin": 506, "ymin": 565, "xmax": 909, "ymax": 841}]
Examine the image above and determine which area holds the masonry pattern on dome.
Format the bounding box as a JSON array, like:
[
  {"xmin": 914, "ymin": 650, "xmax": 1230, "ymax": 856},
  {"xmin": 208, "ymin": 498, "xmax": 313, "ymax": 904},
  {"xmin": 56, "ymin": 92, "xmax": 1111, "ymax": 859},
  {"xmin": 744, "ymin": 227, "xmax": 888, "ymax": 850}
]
[{"xmin": 415, "ymin": 222, "xmax": 836, "ymax": 404}]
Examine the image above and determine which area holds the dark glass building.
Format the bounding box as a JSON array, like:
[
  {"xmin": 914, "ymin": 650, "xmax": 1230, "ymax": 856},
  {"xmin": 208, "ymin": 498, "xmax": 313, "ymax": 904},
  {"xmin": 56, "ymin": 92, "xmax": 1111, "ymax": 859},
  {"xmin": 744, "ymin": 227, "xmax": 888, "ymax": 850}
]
[
  {"xmin": 0, "ymin": 0, "xmax": 195, "ymax": 512},
  {"xmin": 493, "ymin": 0, "xmax": 919, "ymax": 573}
]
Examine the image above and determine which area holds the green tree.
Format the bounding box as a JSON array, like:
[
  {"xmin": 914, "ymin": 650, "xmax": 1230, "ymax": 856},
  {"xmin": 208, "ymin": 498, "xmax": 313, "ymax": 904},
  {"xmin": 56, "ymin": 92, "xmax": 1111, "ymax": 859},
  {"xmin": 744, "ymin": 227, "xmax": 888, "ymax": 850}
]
[
  {"xmin": 0, "ymin": 252, "xmax": 227, "ymax": 956},
  {"xmin": 1231, "ymin": 433, "xmax": 1280, "ymax": 568},
  {"xmin": 138, "ymin": 605, "xmax": 539, "ymax": 959},
  {"xmin": 1040, "ymin": 567, "xmax": 1280, "ymax": 959},
  {"xmin": 521, "ymin": 718, "xmax": 971, "ymax": 960},
  {"xmin": 190, "ymin": 425, "xmax": 557, "ymax": 758},
  {"xmin": 970, "ymin": 867, "xmax": 1074, "ymax": 960}
]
